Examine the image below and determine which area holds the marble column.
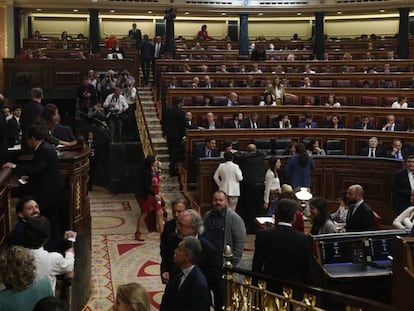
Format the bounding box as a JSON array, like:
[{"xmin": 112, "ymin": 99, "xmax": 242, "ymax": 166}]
[
  {"xmin": 314, "ymin": 11, "xmax": 325, "ymax": 60},
  {"xmin": 89, "ymin": 8, "xmax": 100, "ymax": 54},
  {"xmin": 398, "ymin": 7, "xmax": 410, "ymax": 59},
  {"xmin": 239, "ymin": 13, "xmax": 249, "ymax": 56}
]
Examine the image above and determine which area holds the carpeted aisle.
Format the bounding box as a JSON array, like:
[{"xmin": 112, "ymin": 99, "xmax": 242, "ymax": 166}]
[
  {"xmin": 83, "ymin": 186, "xmax": 255, "ymax": 311},
  {"xmin": 84, "ymin": 187, "xmax": 164, "ymax": 311}
]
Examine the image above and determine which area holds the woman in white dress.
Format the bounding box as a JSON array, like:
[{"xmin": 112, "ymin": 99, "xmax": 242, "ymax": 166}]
[{"xmin": 263, "ymin": 157, "xmax": 282, "ymax": 216}]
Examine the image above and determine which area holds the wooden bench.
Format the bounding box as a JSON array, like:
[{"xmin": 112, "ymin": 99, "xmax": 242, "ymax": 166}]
[
  {"xmin": 181, "ymin": 106, "xmax": 414, "ymax": 132},
  {"xmin": 191, "ymin": 156, "xmax": 401, "ymax": 226}
]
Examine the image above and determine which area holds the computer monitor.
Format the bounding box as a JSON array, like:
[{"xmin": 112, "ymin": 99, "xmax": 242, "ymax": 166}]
[
  {"xmin": 367, "ymin": 237, "xmax": 393, "ymax": 263},
  {"xmin": 320, "ymin": 239, "xmax": 365, "ymax": 265}
]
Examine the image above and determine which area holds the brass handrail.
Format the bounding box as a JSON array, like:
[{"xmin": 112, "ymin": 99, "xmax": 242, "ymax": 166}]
[
  {"xmin": 224, "ymin": 266, "xmax": 398, "ymax": 311},
  {"xmin": 135, "ymin": 95, "xmax": 154, "ymax": 157}
]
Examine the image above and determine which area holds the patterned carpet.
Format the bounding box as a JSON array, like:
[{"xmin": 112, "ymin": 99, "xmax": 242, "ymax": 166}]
[{"xmin": 83, "ymin": 187, "xmax": 255, "ymax": 311}]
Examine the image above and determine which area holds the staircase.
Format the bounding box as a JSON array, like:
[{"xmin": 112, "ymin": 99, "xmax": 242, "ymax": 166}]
[{"xmin": 136, "ymin": 87, "xmax": 181, "ymax": 208}]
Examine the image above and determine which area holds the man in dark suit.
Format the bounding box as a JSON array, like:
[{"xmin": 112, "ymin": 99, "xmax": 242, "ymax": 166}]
[
  {"xmin": 160, "ymin": 198, "xmax": 189, "ymax": 283},
  {"xmin": 386, "ymin": 138, "xmax": 411, "ymax": 160},
  {"xmin": 235, "ymin": 144, "xmax": 265, "ymax": 233},
  {"xmin": 185, "ymin": 111, "xmax": 198, "ymax": 129},
  {"xmin": 225, "ymin": 112, "xmax": 243, "ymax": 129},
  {"xmin": 354, "ymin": 114, "xmax": 374, "ymax": 130},
  {"xmin": 298, "ymin": 112, "xmax": 318, "ymax": 128},
  {"xmin": 161, "ymin": 98, "xmax": 187, "ymax": 176},
  {"xmin": 160, "ymin": 236, "xmax": 210, "ymax": 311},
  {"xmin": 6, "ymin": 104, "xmax": 22, "ymax": 146},
  {"xmin": 128, "ymin": 22, "xmax": 142, "ymax": 49},
  {"xmin": 381, "ymin": 114, "xmax": 404, "ymax": 131},
  {"xmin": 345, "ymin": 184, "xmax": 375, "ymax": 232},
  {"xmin": 140, "ymin": 34, "xmax": 154, "ymax": 85},
  {"xmin": 241, "ymin": 112, "xmax": 262, "ymax": 129},
  {"xmin": 20, "ymin": 87, "xmax": 44, "ymax": 139},
  {"xmin": 200, "ymin": 112, "xmax": 221, "ymax": 130},
  {"xmin": 161, "ymin": 209, "xmax": 222, "ymax": 311},
  {"xmin": 359, "ymin": 136, "xmax": 385, "ymax": 158},
  {"xmin": 214, "ymin": 92, "xmax": 239, "ymax": 106},
  {"xmin": 2, "ymin": 124, "xmax": 65, "ymax": 239},
  {"xmin": 195, "ymin": 137, "xmax": 219, "ymax": 159},
  {"xmin": 252, "ymin": 198, "xmax": 311, "ymax": 293},
  {"xmin": 391, "ymin": 155, "xmax": 414, "ymax": 215}
]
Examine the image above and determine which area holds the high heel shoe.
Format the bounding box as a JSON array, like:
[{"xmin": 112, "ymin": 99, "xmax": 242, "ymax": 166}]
[{"xmin": 135, "ymin": 231, "xmax": 145, "ymax": 241}]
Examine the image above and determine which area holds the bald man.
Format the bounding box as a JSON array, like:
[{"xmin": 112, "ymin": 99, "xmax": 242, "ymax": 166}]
[{"xmin": 345, "ymin": 184, "xmax": 375, "ymax": 232}]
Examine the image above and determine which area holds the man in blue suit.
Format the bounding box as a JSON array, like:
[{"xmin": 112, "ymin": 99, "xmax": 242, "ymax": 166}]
[
  {"xmin": 298, "ymin": 112, "xmax": 318, "ymax": 128},
  {"xmin": 160, "ymin": 236, "xmax": 210, "ymax": 311}
]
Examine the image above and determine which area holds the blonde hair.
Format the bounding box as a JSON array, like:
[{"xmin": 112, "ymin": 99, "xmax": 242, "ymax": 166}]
[{"xmin": 116, "ymin": 283, "xmax": 150, "ymax": 311}]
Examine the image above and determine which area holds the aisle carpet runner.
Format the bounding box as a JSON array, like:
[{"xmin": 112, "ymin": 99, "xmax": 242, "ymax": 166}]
[
  {"xmin": 83, "ymin": 188, "xmax": 255, "ymax": 311},
  {"xmin": 84, "ymin": 190, "xmax": 164, "ymax": 311}
]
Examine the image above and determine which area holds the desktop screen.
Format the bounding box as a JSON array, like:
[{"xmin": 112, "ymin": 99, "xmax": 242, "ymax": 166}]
[
  {"xmin": 320, "ymin": 240, "xmax": 365, "ymax": 265},
  {"xmin": 368, "ymin": 237, "xmax": 393, "ymax": 262}
]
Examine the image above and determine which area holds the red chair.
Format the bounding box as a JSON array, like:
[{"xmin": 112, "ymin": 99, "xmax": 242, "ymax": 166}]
[{"xmin": 360, "ymin": 96, "xmax": 378, "ymax": 106}]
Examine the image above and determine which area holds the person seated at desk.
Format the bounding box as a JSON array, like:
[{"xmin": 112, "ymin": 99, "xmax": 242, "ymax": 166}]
[
  {"xmin": 331, "ymin": 191, "xmax": 349, "ymax": 224},
  {"xmin": 200, "ymin": 112, "xmax": 221, "ymax": 130},
  {"xmin": 392, "ymin": 206, "xmax": 414, "ymax": 230},
  {"xmin": 359, "ymin": 136, "xmax": 385, "ymax": 158},
  {"xmin": 23, "ymin": 216, "xmax": 74, "ymax": 294},
  {"xmin": 191, "ymin": 42, "xmax": 205, "ymax": 51},
  {"xmin": 37, "ymin": 104, "xmax": 77, "ymax": 147},
  {"xmin": 324, "ymin": 94, "xmax": 341, "ymax": 108},
  {"xmin": 307, "ymin": 139, "xmax": 326, "ymax": 156},
  {"xmin": 0, "ymin": 246, "xmax": 53, "ymax": 311},
  {"xmin": 354, "ymin": 113, "xmax": 374, "ymax": 130},
  {"xmin": 298, "ymin": 112, "xmax": 318, "ymax": 128},
  {"xmin": 241, "ymin": 112, "xmax": 262, "ymax": 129},
  {"xmin": 381, "ymin": 114, "xmax": 404, "ymax": 132},
  {"xmin": 195, "ymin": 137, "xmax": 219, "ymax": 158},
  {"xmin": 325, "ymin": 114, "xmax": 344, "ymax": 129},
  {"xmin": 214, "ymin": 92, "xmax": 238, "ymax": 107},
  {"xmin": 309, "ymin": 197, "xmax": 337, "ymax": 235},
  {"xmin": 199, "ymin": 94, "xmax": 214, "ymax": 106},
  {"xmin": 391, "ymin": 95, "xmax": 408, "ymax": 109},
  {"xmin": 271, "ymin": 114, "xmax": 292, "ymax": 129},
  {"xmin": 225, "ymin": 112, "xmax": 243, "ymax": 129},
  {"xmin": 386, "ymin": 138, "xmax": 410, "ymax": 160},
  {"xmin": 259, "ymin": 93, "xmax": 277, "ymax": 106},
  {"xmin": 185, "ymin": 111, "xmax": 199, "ymax": 130}
]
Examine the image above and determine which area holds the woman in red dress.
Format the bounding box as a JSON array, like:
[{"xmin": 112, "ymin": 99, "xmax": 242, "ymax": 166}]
[{"xmin": 136, "ymin": 155, "xmax": 164, "ymax": 241}]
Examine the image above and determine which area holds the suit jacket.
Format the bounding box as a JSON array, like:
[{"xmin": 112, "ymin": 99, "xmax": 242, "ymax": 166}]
[
  {"xmin": 298, "ymin": 121, "xmax": 318, "ymax": 128},
  {"xmin": 160, "ymin": 265, "xmax": 210, "ymax": 311},
  {"xmin": 52, "ymin": 123, "xmax": 75, "ymax": 142},
  {"xmin": 20, "ymin": 100, "xmax": 43, "ymax": 134},
  {"xmin": 235, "ymin": 151, "xmax": 265, "ymax": 185},
  {"xmin": 213, "ymin": 161, "xmax": 243, "ymax": 196},
  {"xmin": 241, "ymin": 118, "xmax": 262, "ymax": 129},
  {"xmin": 160, "ymin": 233, "xmax": 221, "ymax": 288},
  {"xmin": 252, "ymin": 225, "xmax": 311, "ymax": 291},
  {"xmin": 199, "ymin": 120, "xmax": 221, "ymax": 129},
  {"xmin": 225, "ymin": 119, "xmax": 242, "ymax": 129},
  {"xmin": 381, "ymin": 122, "xmax": 405, "ymax": 131},
  {"xmin": 359, "ymin": 146, "xmax": 385, "ymax": 157},
  {"xmin": 354, "ymin": 121, "xmax": 374, "ymax": 130},
  {"xmin": 185, "ymin": 120, "xmax": 198, "ymax": 129},
  {"xmin": 161, "ymin": 105, "xmax": 186, "ymax": 139},
  {"xmin": 17, "ymin": 140, "xmax": 64, "ymax": 211},
  {"xmin": 6, "ymin": 116, "xmax": 21, "ymax": 146},
  {"xmin": 284, "ymin": 154, "xmax": 315, "ymax": 188},
  {"xmin": 140, "ymin": 40, "xmax": 154, "ymax": 61},
  {"xmin": 345, "ymin": 201, "xmax": 375, "ymax": 232},
  {"xmin": 0, "ymin": 114, "xmax": 7, "ymax": 163},
  {"xmin": 153, "ymin": 43, "xmax": 166, "ymax": 59},
  {"xmin": 213, "ymin": 99, "xmax": 238, "ymax": 107},
  {"xmin": 128, "ymin": 28, "xmax": 142, "ymax": 46},
  {"xmin": 392, "ymin": 168, "xmax": 413, "ymax": 214},
  {"xmin": 385, "ymin": 147, "xmax": 411, "ymax": 160},
  {"xmin": 195, "ymin": 146, "xmax": 220, "ymax": 158},
  {"xmin": 160, "ymin": 220, "xmax": 177, "ymax": 275}
]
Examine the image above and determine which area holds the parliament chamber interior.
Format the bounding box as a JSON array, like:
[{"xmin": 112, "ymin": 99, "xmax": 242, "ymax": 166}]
[{"xmin": 1, "ymin": 0, "xmax": 414, "ymax": 310}]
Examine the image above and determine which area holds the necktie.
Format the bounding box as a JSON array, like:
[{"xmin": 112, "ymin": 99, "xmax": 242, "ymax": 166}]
[
  {"xmin": 369, "ymin": 148, "xmax": 374, "ymax": 157},
  {"xmin": 155, "ymin": 44, "xmax": 160, "ymax": 57},
  {"xmin": 207, "ymin": 149, "xmax": 211, "ymax": 157},
  {"xmin": 178, "ymin": 270, "xmax": 185, "ymax": 289},
  {"xmin": 254, "ymin": 122, "xmax": 257, "ymax": 128},
  {"xmin": 349, "ymin": 204, "xmax": 356, "ymax": 216}
]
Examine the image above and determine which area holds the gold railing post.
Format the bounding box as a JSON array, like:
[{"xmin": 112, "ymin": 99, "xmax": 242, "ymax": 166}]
[{"xmin": 223, "ymin": 245, "xmax": 233, "ymax": 311}]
